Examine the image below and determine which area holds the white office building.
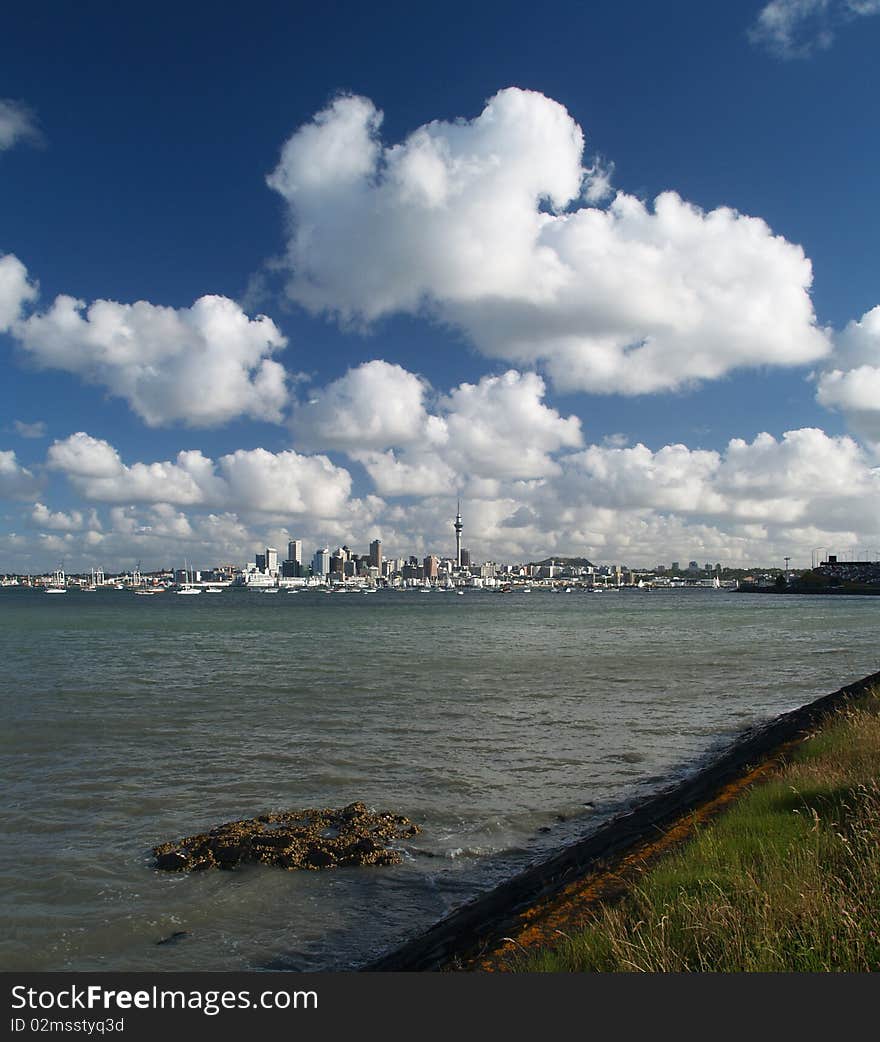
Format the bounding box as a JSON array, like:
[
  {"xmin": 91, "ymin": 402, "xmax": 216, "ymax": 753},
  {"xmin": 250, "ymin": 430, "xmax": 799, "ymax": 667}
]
[{"xmin": 312, "ymin": 547, "xmax": 331, "ymax": 576}]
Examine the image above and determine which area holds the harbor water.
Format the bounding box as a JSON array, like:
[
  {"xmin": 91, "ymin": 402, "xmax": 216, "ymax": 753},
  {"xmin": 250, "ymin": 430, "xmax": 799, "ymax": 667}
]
[{"xmin": 1, "ymin": 585, "xmax": 877, "ymax": 970}]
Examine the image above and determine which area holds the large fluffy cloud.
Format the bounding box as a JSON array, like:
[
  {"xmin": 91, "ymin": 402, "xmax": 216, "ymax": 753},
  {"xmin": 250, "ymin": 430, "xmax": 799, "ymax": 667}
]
[
  {"xmin": 291, "ymin": 362, "xmax": 583, "ymax": 494},
  {"xmin": 374, "ymin": 426, "xmax": 880, "ymax": 565},
  {"xmin": 571, "ymin": 428, "xmax": 874, "ymax": 529},
  {"xmin": 13, "ymin": 290, "xmax": 289, "ymax": 428},
  {"xmin": 438, "ymin": 370, "xmax": 582, "ymax": 478},
  {"xmin": 290, "ymin": 360, "xmax": 431, "ymax": 451},
  {"xmin": 47, "ymin": 432, "xmax": 354, "ymax": 518},
  {"xmin": 268, "ymin": 88, "xmax": 830, "ymax": 394}
]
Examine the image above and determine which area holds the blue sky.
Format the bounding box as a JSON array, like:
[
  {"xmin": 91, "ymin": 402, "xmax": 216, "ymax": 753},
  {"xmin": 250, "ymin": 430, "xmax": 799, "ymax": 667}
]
[{"xmin": 1, "ymin": 0, "xmax": 879, "ymax": 571}]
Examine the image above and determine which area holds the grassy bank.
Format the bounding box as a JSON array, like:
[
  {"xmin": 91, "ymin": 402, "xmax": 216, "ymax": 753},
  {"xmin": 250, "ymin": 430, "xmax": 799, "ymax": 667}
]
[{"xmin": 522, "ymin": 689, "xmax": 880, "ymax": 972}]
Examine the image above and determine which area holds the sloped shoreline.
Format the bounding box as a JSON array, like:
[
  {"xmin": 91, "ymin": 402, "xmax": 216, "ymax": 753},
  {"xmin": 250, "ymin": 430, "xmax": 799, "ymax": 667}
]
[{"xmin": 363, "ymin": 668, "xmax": 880, "ymax": 971}]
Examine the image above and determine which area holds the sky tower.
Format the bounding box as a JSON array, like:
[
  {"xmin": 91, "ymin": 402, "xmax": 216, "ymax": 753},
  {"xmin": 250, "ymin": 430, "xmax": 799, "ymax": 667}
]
[{"xmin": 454, "ymin": 500, "xmax": 463, "ymax": 568}]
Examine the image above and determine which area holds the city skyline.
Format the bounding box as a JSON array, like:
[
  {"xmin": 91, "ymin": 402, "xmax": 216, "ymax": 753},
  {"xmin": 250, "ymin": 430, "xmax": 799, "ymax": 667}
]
[{"xmin": 2, "ymin": 3, "xmax": 880, "ymax": 572}]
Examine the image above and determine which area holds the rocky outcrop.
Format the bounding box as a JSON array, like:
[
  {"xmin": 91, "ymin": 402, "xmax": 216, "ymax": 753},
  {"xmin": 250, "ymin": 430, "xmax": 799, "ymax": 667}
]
[{"xmin": 153, "ymin": 802, "xmax": 421, "ymax": 872}]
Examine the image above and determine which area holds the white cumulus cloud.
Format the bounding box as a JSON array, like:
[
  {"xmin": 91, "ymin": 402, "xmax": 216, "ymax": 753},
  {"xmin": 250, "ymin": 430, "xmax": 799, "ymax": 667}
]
[
  {"xmin": 268, "ymin": 88, "xmax": 830, "ymax": 395},
  {"xmin": 31, "ymin": 503, "xmax": 85, "ymax": 531},
  {"xmin": 47, "ymin": 432, "xmax": 354, "ymax": 519},
  {"xmin": 570, "ymin": 427, "xmax": 875, "ymax": 531},
  {"xmin": 0, "ymin": 254, "xmax": 39, "ymax": 332},
  {"xmin": 291, "ymin": 362, "xmax": 583, "ymax": 495},
  {"xmin": 10, "ymin": 420, "xmax": 880, "ymax": 572},
  {"xmin": 290, "ymin": 360, "xmax": 431, "ymax": 451},
  {"xmin": 816, "ymin": 305, "xmax": 880, "ymax": 444},
  {"xmin": 14, "ymin": 292, "xmax": 289, "ymax": 428}
]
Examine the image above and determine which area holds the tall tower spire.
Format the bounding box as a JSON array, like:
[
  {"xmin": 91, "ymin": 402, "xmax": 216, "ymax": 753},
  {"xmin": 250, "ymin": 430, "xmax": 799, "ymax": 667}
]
[{"xmin": 454, "ymin": 499, "xmax": 463, "ymax": 568}]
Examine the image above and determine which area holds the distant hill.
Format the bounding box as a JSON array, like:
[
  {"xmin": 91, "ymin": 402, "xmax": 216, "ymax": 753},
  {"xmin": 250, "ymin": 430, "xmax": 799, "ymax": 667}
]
[{"xmin": 529, "ymin": 557, "xmax": 595, "ymax": 569}]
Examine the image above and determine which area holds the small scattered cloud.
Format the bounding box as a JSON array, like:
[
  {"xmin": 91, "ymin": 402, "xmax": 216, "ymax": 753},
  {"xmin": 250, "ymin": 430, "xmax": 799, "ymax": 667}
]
[
  {"xmin": 0, "ymin": 253, "xmax": 39, "ymax": 332},
  {"xmin": 749, "ymin": 0, "xmax": 880, "ymax": 59},
  {"xmin": 583, "ymin": 156, "xmax": 615, "ymax": 204},
  {"xmin": 0, "ymin": 449, "xmax": 40, "ymax": 501},
  {"xmin": 13, "ymin": 420, "xmax": 47, "ymax": 439},
  {"xmin": 0, "ymin": 98, "xmax": 41, "ymax": 152},
  {"xmin": 816, "ymin": 305, "xmax": 880, "ymax": 445}
]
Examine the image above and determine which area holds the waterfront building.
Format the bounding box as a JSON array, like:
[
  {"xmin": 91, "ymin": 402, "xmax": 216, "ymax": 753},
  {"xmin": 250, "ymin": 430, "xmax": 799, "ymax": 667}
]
[
  {"xmin": 266, "ymin": 547, "xmax": 279, "ymax": 575},
  {"xmin": 312, "ymin": 547, "xmax": 330, "ymax": 577},
  {"xmin": 369, "ymin": 539, "xmax": 382, "ymax": 571},
  {"xmin": 287, "ymin": 540, "xmax": 302, "ymax": 567},
  {"xmin": 255, "ymin": 552, "xmax": 267, "ymax": 572},
  {"xmin": 423, "ymin": 554, "xmax": 439, "ymax": 579}
]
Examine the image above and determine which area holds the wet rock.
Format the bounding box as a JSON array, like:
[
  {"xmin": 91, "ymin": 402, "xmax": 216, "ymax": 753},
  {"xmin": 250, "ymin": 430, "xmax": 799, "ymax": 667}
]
[
  {"xmin": 153, "ymin": 803, "xmax": 422, "ymax": 873},
  {"xmin": 155, "ymin": 850, "xmax": 190, "ymax": 871},
  {"xmin": 305, "ymin": 847, "xmax": 337, "ymax": 869},
  {"xmin": 156, "ymin": 930, "xmax": 189, "ymax": 946}
]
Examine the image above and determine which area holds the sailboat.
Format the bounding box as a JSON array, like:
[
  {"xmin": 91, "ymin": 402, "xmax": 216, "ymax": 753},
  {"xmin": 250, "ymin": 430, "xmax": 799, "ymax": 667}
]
[
  {"xmin": 175, "ymin": 559, "xmax": 201, "ymax": 595},
  {"xmin": 45, "ymin": 567, "xmax": 67, "ymax": 594}
]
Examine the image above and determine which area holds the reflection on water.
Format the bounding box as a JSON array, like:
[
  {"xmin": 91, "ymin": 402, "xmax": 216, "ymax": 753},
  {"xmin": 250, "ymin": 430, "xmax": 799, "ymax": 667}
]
[{"xmin": 0, "ymin": 587, "xmax": 876, "ymax": 969}]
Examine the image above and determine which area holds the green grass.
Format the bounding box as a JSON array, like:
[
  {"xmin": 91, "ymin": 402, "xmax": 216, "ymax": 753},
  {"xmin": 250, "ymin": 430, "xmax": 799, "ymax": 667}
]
[{"xmin": 522, "ymin": 690, "xmax": 880, "ymax": 972}]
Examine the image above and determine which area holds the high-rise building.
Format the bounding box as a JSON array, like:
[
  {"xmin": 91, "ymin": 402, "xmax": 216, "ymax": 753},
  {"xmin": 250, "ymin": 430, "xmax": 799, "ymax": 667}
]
[
  {"xmin": 255, "ymin": 552, "xmax": 267, "ymax": 572},
  {"xmin": 369, "ymin": 538, "xmax": 382, "ymax": 570},
  {"xmin": 287, "ymin": 540, "xmax": 302, "ymax": 566},
  {"xmin": 423, "ymin": 554, "xmax": 439, "ymax": 579},
  {"xmin": 312, "ymin": 547, "xmax": 330, "ymax": 576},
  {"xmin": 454, "ymin": 500, "xmax": 463, "ymax": 567},
  {"xmin": 460, "ymin": 547, "xmax": 471, "ymax": 568},
  {"xmin": 266, "ymin": 547, "xmax": 278, "ymax": 575}
]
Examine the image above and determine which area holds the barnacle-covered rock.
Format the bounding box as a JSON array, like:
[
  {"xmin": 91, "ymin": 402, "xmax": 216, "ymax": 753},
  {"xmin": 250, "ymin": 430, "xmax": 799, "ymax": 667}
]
[{"xmin": 153, "ymin": 802, "xmax": 421, "ymax": 872}]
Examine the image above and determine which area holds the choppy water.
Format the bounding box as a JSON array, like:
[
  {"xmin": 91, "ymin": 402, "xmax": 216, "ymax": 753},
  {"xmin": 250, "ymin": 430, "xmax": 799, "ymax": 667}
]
[{"xmin": 1, "ymin": 585, "xmax": 877, "ymax": 970}]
